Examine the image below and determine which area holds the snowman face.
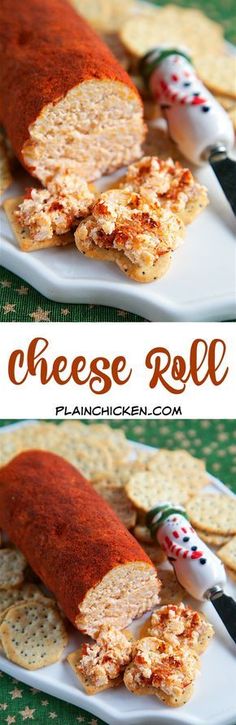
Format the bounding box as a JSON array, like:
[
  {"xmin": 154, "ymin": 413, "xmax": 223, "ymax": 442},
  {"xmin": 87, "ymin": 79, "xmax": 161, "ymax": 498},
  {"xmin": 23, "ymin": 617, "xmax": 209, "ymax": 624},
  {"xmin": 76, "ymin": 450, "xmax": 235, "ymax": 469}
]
[
  {"xmin": 150, "ymin": 54, "xmax": 209, "ymax": 111},
  {"xmin": 158, "ymin": 514, "xmax": 207, "ymax": 566}
]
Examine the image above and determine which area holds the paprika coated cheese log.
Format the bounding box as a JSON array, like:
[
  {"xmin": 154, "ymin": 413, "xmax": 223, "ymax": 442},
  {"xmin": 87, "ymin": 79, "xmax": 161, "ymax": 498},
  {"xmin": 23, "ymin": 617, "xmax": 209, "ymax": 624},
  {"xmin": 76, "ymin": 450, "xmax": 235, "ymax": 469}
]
[
  {"xmin": 0, "ymin": 451, "xmax": 160, "ymax": 636},
  {"xmin": 0, "ymin": 0, "xmax": 145, "ymax": 186}
]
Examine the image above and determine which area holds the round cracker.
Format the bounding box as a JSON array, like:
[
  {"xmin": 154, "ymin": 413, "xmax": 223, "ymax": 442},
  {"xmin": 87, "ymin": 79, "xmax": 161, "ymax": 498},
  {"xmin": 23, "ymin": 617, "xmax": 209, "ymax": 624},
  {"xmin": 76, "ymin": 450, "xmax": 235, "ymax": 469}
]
[
  {"xmin": 145, "ymin": 449, "xmax": 209, "ymax": 491},
  {"xmin": 120, "ymin": 6, "xmax": 224, "ymax": 59},
  {"xmin": 0, "ymin": 600, "xmax": 68, "ymax": 670},
  {"xmin": 217, "ymin": 536, "xmax": 236, "ymax": 572},
  {"xmin": 0, "ymin": 549, "xmax": 27, "ymax": 590},
  {"xmin": 195, "ymin": 54, "xmax": 236, "ymax": 99},
  {"xmin": 70, "ymin": 0, "xmax": 134, "ymax": 31},
  {"xmin": 186, "ymin": 494, "xmax": 236, "ymax": 535},
  {"xmin": 125, "ymin": 469, "xmax": 191, "ymax": 512},
  {"xmin": 0, "ymin": 584, "xmax": 50, "ymax": 617},
  {"xmin": 195, "ymin": 529, "xmax": 230, "ymax": 548}
]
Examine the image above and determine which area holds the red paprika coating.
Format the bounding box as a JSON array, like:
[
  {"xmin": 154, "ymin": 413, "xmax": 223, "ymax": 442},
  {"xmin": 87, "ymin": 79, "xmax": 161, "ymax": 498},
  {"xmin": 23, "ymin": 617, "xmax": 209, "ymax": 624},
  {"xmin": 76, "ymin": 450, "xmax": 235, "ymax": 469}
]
[
  {"xmin": 0, "ymin": 0, "xmax": 140, "ymax": 171},
  {"xmin": 0, "ymin": 450, "xmax": 153, "ymax": 627}
]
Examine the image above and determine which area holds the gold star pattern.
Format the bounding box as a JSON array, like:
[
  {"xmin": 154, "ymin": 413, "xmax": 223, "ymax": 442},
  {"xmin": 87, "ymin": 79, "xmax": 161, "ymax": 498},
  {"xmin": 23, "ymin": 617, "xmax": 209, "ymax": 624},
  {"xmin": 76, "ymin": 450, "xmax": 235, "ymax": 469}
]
[
  {"xmin": 29, "ymin": 307, "xmax": 50, "ymax": 322},
  {"xmin": 49, "ymin": 714, "xmax": 57, "ymax": 719},
  {"xmin": 0, "ymin": 704, "xmax": 8, "ymax": 711},
  {"xmin": 10, "ymin": 688, "xmax": 22, "ymax": 700},
  {"xmin": 2, "ymin": 303, "xmax": 16, "ymax": 314},
  {"xmin": 19, "ymin": 707, "xmax": 35, "ymax": 720},
  {"xmin": 0, "ymin": 280, "xmax": 11, "ymax": 288},
  {"xmin": 15, "ymin": 286, "xmax": 29, "ymax": 295},
  {"xmin": 61, "ymin": 308, "xmax": 70, "ymax": 316},
  {"xmin": 6, "ymin": 716, "xmax": 16, "ymax": 724},
  {"xmin": 41, "ymin": 701, "xmax": 49, "ymax": 706}
]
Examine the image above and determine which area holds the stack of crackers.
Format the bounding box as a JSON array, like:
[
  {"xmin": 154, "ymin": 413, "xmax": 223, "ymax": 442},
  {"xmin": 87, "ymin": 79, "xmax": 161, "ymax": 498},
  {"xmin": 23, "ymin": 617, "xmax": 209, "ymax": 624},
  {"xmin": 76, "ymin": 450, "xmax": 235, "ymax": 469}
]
[
  {"xmin": 69, "ymin": 1, "xmax": 236, "ymax": 132},
  {"xmin": 0, "ymin": 547, "xmax": 68, "ymax": 670}
]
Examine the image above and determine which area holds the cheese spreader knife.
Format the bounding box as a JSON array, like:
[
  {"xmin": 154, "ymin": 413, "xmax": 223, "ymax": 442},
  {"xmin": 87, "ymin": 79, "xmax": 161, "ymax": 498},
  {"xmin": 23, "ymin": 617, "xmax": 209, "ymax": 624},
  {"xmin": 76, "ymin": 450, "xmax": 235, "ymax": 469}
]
[
  {"xmin": 140, "ymin": 48, "xmax": 236, "ymax": 215},
  {"xmin": 146, "ymin": 503, "xmax": 236, "ymax": 645}
]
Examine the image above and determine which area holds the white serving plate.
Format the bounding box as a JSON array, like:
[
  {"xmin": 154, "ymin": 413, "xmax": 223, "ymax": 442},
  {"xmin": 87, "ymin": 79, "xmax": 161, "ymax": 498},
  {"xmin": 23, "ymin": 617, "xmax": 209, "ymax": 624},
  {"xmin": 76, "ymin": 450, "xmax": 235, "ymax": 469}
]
[
  {"xmin": 1, "ymin": 152, "xmax": 236, "ymax": 321},
  {"xmin": 0, "ymin": 421, "xmax": 236, "ymax": 725}
]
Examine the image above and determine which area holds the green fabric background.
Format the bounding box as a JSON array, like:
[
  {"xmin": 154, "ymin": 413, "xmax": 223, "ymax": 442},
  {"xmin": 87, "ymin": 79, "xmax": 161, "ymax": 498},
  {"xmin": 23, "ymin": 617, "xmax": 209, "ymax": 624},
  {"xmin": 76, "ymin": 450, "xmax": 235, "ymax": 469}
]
[
  {"xmin": 0, "ymin": 418, "xmax": 236, "ymax": 724},
  {"xmin": 1, "ymin": 0, "xmax": 235, "ymax": 323}
]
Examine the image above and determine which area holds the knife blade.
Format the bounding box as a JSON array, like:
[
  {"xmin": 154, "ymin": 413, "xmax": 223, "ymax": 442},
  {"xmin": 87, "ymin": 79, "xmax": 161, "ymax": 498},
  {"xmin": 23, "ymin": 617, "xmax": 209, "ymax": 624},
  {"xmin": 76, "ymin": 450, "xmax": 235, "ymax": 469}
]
[
  {"xmin": 209, "ymin": 150, "xmax": 236, "ymax": 216},
  {"xmin": 140, "ymin": 48, "xmax": 236, "ymax": 215},
  {"xmin": 206, "ymin": 587, "xmax": 236, "ymax": 644}
]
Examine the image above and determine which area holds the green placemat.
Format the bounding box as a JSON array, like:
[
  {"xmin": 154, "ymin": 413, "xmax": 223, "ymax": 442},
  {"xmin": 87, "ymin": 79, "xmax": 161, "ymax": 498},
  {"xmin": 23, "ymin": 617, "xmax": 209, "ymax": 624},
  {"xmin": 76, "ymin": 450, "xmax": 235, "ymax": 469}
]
[
  {"xmin": 0, "ymin": 419, "xmax": 235, "ymax": 723},
  {"xmin": 1, "ymin": 0, "xmax": 235, "ymax": 322}
]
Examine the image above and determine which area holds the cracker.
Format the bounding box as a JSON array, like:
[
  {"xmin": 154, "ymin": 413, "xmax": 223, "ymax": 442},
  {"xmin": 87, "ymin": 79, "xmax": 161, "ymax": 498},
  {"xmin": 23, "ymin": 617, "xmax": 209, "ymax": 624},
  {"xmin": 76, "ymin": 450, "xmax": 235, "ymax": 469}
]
[
  {"xmin": 195, "ymin": 54, "xmax": 236, "ymax": 99},
  {"xmin": 0, "ymin": 422, "xmax": 64, "ymax": 467},
  {"xmin": 67, "ymin": 646, "xmax": 122, "ymax": 694},
  {"xmin": 0, "ymin": 587, "xmax": 51, "ymax": 625},
  {"xmin": 0, "ymin": 421, "xmax": 129, "ymax": 479},
  {"xmin": 144, "ymin": 449, "xmax": 209, "ymax": 491},
  {"xmin": 0, "ymin": 600, "xmax": 68, "ymax": 670},
  {"xmin": 93, "ymin": 483, "xmax": 137, "ymax": 529},
  {"xmin": 0, "ymin": 138, "xmax": 13, "ymax": 195},
  {"xmin": 0, "ymin": 549, "xmax": 27, "ymax": 590},
  {"xmin": 195, "ymin": 529, "xmax": 230, "ymax": 548},
  {"xmin": 76, "ymin": 231, "xmax": 172, "ymax": 283},
  {"xmin": 125, "ymin": 469, "xmax": 191, "ymax": 513},
  {"xmin": 226, "ymin": 567, "xmax": 236, "ymax": 582},
  {"xmin": 157, "ymin": 570, "xmax": 185, "ymax": 605},
  {"xmin": 139, "ymin": 542, "xmax": 166, "ymax": 565},
  {"xmin": 186, "ymin": 494, "xmax": 236, "ymax": 535},
  {"xmin": 0, "ymin": 583, "xmax": 49, "ymax": 616},
  {"xmin": 217, "ymin": 536, "xmax": 236, "ymax": 572},
  {"xmin": 214, "ymin": 95, "xmax": 235, "ymax": 111},
  {"xmin": 120, "ymin": 6, "xmax": 224, "ymax": 60},
  {"xmin": 3, "ymin": 197, "xmax": 73, "ymax": 252},
  {"xmin": 70, "ymin": 0, "xmax": 134, "ymax": 32}
]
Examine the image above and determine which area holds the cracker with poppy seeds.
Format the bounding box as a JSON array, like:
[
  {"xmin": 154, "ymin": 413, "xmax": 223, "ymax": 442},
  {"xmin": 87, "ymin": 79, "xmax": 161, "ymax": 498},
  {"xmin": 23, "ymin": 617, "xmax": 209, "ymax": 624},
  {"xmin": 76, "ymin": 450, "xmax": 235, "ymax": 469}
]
[
  {"xmin": 125, "ymin": 469, "xmax": 191, "ymax": 513},
  {"xmin": 195, "ymin": 54, "xmax": 236, "ymax": 100},
  {"xmin": 3, "ymin": 197, "xmax": 73, "ymax": 252},
  {"xmin": 0, "ymin": 599, "xmax": 68, "ymax": 670},
  {"xmin": 217, "ymin": 536, "xmax": 236, "ymax": 572},
  {"xmin": 75, "ymin": 187, "xmax": 183, "ymax": 283},
  {"xmin": 0, "ymin": 585, "xmax": 52, "ymax": 625},
  {"xmin": 68, "ymin": 645, "xmax": 123, "ymax": 695},
  {"xmin": 67, "ymin": 625, "xmax": 132, "ymax": 694},
  {"xmin": 0, "ymin": 549, "xmax": 27, "ymax": 590},
  {"xmin": 143, "ymin": 449, "xmax": 209, "ymax": 491},
  {"xmin": 149, "ymin": 603, "xmax": 214, "ymax": 654},
  {"xmin": 123, "ymin": 635, "xmax": 199, "ymax": 707},
  {"xmin": 186, "ymin": 494, "xmax": 236, "ymax": 535},
  {"xmin": 119, "ymin": 6, "xmax": 224, "ymax": 60},
  {"xmin": 195, "ymin": 529, "xmax": 230, "ymax": 548}
]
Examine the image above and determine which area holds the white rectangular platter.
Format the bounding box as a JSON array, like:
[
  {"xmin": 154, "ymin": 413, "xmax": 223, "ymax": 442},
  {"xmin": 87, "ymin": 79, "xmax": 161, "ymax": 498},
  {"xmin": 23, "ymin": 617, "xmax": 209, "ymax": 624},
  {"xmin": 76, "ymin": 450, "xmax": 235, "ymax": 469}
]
[
  {"xmin": 0, "ymin": 421, "xmax": 236, "ymax": 725},
  {"xmin": 1, "ymin": 155, "xmax": 236, "ymax": 322}
]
